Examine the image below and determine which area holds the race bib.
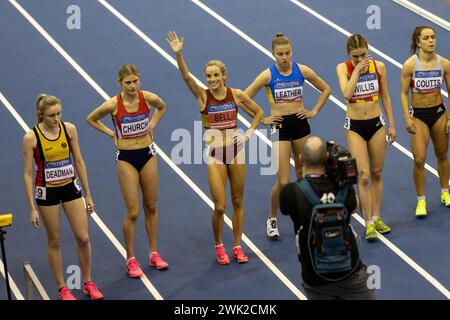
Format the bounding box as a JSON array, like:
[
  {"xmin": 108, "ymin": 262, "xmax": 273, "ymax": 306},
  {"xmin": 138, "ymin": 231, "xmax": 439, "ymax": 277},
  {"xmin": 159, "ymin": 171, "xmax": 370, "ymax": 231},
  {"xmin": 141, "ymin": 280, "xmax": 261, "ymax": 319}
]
[
  {"xmin": 120, "ymin": 113, "xmax": 149, "ymax": 138},
  {"xmin": 74, "ymin": 178, "xmax": 82, "ymax": 192},
  {"xmin": 379, "ymin": 113, "xmax": 386, "ymax": 126},
  {"xmin": 274, "ymin": 81, "xmax": 303, "ymax": 103},
  {"xmin": 44, "ymin": 158, "xmax": 75, "ymax": 185},
  {"xmin": 343, "ymin": 117, "xmax": 351, "ymax": 130},
  {"xmin": 352, "ymin": 73, "xmax": 379, "ymax": 100},
  {"xmin": 270, "ymin": 124, "xmax": 278, "ymax": 135},
  {"xmin": 35, "ymin": 186, "xmax": 47, "ymax": 200},
  {"xmin": 207, "ymin": 102, "xmax": 237, "ymax": 130},
  {"xmin": 148, "ymin": 143, "xmax": 157, "ymax": 156},
  {"xmin": 414, "ymin": 70, "xmax": 442, "ymax": 93}
]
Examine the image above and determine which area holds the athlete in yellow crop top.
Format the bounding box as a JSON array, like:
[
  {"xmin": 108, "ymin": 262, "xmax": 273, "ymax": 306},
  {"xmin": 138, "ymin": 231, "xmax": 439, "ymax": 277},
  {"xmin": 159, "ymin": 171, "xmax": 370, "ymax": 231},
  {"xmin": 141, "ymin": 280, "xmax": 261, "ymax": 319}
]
[
  {"xmin": 23, "ymin": 94, "xmax": 103, "ymax": 300},
  {"xmin": 336, "ymin": 34, "xmax": 396, "ymax": 241}
]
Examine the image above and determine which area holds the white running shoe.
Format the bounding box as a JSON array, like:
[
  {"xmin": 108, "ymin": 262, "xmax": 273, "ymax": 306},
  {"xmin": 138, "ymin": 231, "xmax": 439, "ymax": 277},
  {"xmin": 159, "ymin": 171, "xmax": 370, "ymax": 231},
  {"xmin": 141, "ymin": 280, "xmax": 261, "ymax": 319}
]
[{"xmin": 266, "ymin": 217, "xmax": 280, "ymax": 239}]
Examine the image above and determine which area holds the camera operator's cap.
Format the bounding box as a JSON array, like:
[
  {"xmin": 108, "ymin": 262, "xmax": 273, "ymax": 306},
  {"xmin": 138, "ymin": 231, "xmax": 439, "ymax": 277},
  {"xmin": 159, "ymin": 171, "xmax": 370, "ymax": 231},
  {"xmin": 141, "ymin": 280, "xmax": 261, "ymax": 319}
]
[{"xmin": 0, "ymin": 213, "xmax": 12, "ymax": 227}]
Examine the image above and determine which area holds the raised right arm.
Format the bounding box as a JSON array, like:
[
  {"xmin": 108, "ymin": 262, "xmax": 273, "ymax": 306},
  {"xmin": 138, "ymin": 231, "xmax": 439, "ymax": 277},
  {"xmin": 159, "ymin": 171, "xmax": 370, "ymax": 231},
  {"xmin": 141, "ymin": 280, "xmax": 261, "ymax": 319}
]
[{"xmin": 166, "ymin": 31, "xmax": 205, "ymax": 106}]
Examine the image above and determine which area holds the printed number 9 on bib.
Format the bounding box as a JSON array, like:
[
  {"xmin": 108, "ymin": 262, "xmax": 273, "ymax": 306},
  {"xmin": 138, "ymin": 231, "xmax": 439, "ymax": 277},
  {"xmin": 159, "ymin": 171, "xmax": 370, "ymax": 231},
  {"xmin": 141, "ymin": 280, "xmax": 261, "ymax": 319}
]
[{"xmin": 35, "ymin": 186, "xmax": 47, "ymax": 200}]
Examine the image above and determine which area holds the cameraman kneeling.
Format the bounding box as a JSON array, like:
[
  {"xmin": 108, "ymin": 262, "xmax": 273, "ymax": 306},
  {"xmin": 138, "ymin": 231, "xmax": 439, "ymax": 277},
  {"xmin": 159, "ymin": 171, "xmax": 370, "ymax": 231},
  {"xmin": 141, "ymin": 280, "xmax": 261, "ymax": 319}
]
[{"xmin": 280, "ymin": 136, "xmax": 375, "ymax": 300}]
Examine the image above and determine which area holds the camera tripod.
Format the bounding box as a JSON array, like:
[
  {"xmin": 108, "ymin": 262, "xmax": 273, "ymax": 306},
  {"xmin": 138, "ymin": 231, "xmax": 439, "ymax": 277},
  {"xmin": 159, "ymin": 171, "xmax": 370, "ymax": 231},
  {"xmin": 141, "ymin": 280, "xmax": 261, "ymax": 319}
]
[{"xmin": 0, "ymin": 227, "xmax": 12, "ymax": 300}]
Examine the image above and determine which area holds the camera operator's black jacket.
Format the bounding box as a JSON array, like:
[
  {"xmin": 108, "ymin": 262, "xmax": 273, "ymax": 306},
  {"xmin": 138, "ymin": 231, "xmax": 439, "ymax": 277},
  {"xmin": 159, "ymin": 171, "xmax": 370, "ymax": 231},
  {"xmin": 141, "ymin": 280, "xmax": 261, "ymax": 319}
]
[{"xmin": 280, "ymin": 175, "xmax": 363, "ymax": 286}]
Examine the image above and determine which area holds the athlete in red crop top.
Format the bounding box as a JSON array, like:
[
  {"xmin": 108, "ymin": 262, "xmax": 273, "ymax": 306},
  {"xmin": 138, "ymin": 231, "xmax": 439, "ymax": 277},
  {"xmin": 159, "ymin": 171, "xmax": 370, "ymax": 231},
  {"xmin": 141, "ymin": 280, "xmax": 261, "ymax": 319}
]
[
  {"xmin": 337, "ymin": 34, "xmax": 396, "ymax": 241},
  {"xmin": 87, "ymin": 64, "xmax": 169, "ymax": 277},
  {"xmin": 168, "ymin": 31, "xmax": 263, "ymax": 265},
  {"xmin": 401, "ymin": 26, "xmax": 450, "ymax": 217}
]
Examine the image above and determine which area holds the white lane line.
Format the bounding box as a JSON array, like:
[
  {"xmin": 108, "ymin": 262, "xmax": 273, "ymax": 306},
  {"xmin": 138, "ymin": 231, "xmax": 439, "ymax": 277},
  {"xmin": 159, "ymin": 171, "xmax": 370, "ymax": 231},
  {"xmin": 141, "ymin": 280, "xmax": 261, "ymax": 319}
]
[
  {"xmin": 0, "ymin": 254, "xmax": 25, "ymax": 300},
  {"xmin": 352, "ymin": 214, "xmax": 450, "ymax": 299},
  {"xmin": 98, "ymin": 0, "xmax": 307, "ymax": 300},
  {"xmin": 7, "ymin": 1, "xmax": 163, "ymax": 300},
  {"xmin": 191, "ymin": 0, "xmax": 450, "ymax": 299},
  {"xmin": 391, "ymin": 0, "xmax": 450, "ymax": 31},
  {"xmin": 288, "ymin": 0, "xmax": 448, "ymax": 98},
  {"xmin": 9, "ymin": 0, "xmax": 306, "ymax": 301}
]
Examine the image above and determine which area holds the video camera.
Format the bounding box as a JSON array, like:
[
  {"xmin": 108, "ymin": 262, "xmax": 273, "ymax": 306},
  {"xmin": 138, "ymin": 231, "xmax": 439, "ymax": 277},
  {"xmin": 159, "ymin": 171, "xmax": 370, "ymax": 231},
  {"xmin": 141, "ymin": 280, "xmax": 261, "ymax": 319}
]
[
  {"xmin": 326, "ymin": 140, "xmax": 358, "ymax": 187},
  {"xmin": 0, "ymin": 214, "xmax": 13, "ymax": 228}
]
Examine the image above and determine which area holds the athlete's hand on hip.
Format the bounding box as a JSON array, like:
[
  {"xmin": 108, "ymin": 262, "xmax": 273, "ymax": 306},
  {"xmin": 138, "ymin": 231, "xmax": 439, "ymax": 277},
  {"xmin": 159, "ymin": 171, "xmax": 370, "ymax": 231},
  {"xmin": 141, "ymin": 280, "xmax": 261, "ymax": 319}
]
[
  {"xmin": 30, "ymin": 209, "xmax": 40, "ymax": 229},
  {"xmin": 296, "ymin": 109, "xmax": 317, "ymax": 120},
  {"xmin": 166, "ymin": 31, "xmax": 184, "ymax": 53},
  {"xmin": 262, "ymin": 115, "xmax": 283, "ymax": 125},
  {"xmin": 387, "ymin": 126, "xmax": 396, "ymax": 144},
  {"xmin": 405, "ymin": 118, "xmax": 417, "ymax": 134}
]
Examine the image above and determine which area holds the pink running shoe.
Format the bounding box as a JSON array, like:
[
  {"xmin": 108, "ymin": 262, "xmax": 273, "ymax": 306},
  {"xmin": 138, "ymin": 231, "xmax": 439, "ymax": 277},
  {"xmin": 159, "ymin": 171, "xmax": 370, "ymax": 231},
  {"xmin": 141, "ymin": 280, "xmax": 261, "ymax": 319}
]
[
  {"xmin": 215, "ymin": 244, "xmax": 230, "ymax": 265},
  {"xmin": 126, "ymin": 258, "xmax": 143, "ymax": 278},
  {"xmin": 83, "ymin": 281, "xmax": 104, "ymax": 300},
  {"xmin": 149, "ymin": 252, "xmax": 169, "ymax": 270},
  {"xmin": 233, "ymin": 246, "xmax": 249, "ymax": 264},
  {"xmin": 58, "ymin": 286, "xmax": 76, "ymax": 300}
]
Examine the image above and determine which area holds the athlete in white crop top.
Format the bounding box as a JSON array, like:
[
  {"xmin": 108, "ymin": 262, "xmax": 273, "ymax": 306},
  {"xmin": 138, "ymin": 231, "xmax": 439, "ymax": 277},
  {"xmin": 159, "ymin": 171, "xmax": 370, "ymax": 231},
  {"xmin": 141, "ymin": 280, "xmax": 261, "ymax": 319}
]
[{"xmin": 401, "ymin": 26, "xmax": 450, "ymax": 217}]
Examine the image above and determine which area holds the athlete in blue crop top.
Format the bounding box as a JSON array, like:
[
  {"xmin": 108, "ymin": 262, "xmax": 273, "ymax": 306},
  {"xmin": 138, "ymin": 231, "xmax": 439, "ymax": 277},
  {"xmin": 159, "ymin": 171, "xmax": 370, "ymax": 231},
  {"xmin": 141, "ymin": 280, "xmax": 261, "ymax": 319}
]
[
  {"xmin": 245, "ymin": 33, "xmax": 331, "ymax": 239},
  {"xmin": 401, "ymin": 26, "xmax": 450, "ymax": 217}
]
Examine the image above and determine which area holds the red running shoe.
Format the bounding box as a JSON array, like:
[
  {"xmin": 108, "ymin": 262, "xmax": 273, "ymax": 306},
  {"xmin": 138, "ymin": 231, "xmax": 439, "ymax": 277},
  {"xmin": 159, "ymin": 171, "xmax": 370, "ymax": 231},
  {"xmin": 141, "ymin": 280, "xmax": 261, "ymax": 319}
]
[
  {"xmin": 149, "ymin": 252, "xmax": 169, "ymax": 270},
  {"xmin": 83, "ymin": 281, "xmax": 104, "ymax": 300},
  {"xmin": 233, "ymin": 246, "xmax": 249, "ymax": 264},
  {"xmin": 58, "ymin": 286, "xmax": 76, "ymax": 300},
  {"xmin": 215, "ymin": 244, "xmax": 230, "ymax": 265},
  {"xmin": 126, "ymin": 258, "xmax": 143, "ymax": 278}
]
